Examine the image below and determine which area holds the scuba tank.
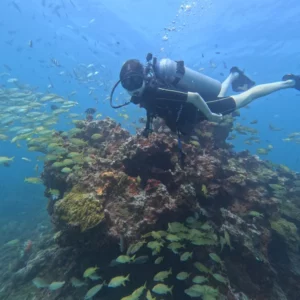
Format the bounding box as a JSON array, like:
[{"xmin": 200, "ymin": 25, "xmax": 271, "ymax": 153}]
[{"xmin": 154, "ymin": 58, "xmax": 221, "ymax": 101}]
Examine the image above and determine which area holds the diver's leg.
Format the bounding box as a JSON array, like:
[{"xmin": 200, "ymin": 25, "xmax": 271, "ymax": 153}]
[
  {"xmin": 232, "ymin": 79, "xmax": 295, "ymax": 109},
  {"xmin": 218, "ymin": 72, "xmax": 239, "ymax": 97}
]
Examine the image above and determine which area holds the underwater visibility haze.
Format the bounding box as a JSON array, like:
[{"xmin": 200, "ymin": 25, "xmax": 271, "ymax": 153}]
[{"xmin": 0, "ymin": 0, "xmax": 300, "ymax": 299}]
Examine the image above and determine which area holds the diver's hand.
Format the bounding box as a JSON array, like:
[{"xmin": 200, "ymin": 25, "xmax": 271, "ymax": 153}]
[{"xmin": 207, "ymin": 112, "xmax": 223, "ymax": 123}]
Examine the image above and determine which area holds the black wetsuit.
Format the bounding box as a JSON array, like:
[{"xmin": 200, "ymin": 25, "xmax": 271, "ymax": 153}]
[{"xmin": 131, "ymin": 82, "xmax": 236, "ymax": 135}]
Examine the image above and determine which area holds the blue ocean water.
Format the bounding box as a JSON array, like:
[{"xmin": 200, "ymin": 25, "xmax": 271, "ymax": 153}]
[{"xmin": 0, "ymin": 0, "xmax": 299, "ymax": 285}]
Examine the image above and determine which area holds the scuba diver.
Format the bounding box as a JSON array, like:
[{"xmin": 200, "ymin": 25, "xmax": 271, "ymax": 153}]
[{"xmin": 110, "ymin": 53, "xmax": 300, "ymax": 164}]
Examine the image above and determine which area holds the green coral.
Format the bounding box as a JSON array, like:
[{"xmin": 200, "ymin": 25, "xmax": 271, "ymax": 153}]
[
  {"xmin": 270, "ymin": 217, "xmax": 299, "ymax": 246},
  {"xmin": 55, "ymin": 186, "xmax": 104, "ymax": 232},
  {"xmin": 72, "ymin": 120, "xmax": 86, "ymax": 128},
  {"xmin": 280, "ymin": 202, "xmax": 300, "ymax": 222}
]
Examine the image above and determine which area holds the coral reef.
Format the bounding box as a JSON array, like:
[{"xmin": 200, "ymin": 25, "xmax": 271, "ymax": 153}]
[
  {"xmin": 54, "ymin": 186, "xmax": 105, "ymax": 232},
  {"xmin": 3, "ymin": 116, "xmax": 300, "ymax": 299}
]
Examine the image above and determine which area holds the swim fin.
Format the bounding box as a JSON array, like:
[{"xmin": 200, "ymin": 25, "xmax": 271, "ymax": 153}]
[
  {"xmin": 282, "ymin": 74, "xmax": 300, "ymax": 91},
  {"xmin": 230, "ymin": 67, "xmax": 255, "ymax": 92}
]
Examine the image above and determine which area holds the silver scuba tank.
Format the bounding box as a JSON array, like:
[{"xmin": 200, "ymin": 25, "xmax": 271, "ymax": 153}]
[{"xmin": 154, "ymin": 58, "xmax": 221, "ymax": 101}]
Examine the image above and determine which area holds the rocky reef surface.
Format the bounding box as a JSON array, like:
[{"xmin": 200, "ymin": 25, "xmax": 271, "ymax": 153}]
[{"xmin": 1, "ymin": 116, "xmax": 300, "ymax": 300}]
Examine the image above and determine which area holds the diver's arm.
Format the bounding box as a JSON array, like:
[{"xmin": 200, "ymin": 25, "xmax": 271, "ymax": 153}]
[
  {"xmin": 136, "ymin": 86, "xmax": 222, "ymax": 123},
  {"xmin": 187, "ymin": 92, "xmax": 223, "ymax": 123},
  {"xmin": 155, "ymin": 88, "xmax": 222, "ymax": 122}
]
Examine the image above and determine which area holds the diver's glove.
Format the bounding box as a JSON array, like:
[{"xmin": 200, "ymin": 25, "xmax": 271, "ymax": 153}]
[{"xmin": 187, "ymin": 92, "xmax": 223, "ymax": 123}]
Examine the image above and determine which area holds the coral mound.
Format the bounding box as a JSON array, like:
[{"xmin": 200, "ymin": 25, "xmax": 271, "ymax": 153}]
[{"xmin": 40, "ymin": 117, "xmax": 300, "ymax": 299}]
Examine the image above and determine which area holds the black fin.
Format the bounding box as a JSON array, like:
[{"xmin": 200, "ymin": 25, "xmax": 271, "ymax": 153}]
[
  {"xmin": 231, "ymin": 67, "xmax": 255, "ymax": 92},
  {"xmin": 282, "ymin": 74, "xmax": 300, "ymax": 91}
]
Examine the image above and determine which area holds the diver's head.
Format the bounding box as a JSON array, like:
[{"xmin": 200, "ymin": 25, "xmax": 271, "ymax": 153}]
[{"xmin": 120, "ymin": 59, "xmax": 145, "ymax": 96}]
